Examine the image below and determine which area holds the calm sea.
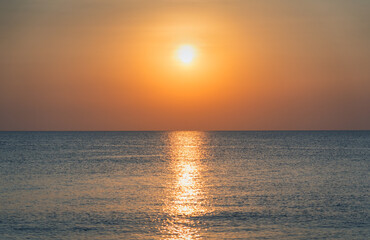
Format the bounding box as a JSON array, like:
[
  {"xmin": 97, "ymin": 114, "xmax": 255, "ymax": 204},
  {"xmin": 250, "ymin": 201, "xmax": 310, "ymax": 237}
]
[{"xmin": 0, "ymin": 131, "xmax": 369, "ymax": 239}]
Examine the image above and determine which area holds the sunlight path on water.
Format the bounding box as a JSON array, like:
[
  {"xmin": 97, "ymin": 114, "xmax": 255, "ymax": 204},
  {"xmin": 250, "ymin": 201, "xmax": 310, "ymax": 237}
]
[{"xmin": 161, "ymin": 132, "xmax": 212, "ymax": 239}]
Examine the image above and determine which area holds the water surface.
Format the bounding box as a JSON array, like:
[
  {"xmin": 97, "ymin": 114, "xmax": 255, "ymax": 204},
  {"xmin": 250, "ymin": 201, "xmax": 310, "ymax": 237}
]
[{"xmin": 0, "ymin": 131, "xmax": 369, "ymax": 239}]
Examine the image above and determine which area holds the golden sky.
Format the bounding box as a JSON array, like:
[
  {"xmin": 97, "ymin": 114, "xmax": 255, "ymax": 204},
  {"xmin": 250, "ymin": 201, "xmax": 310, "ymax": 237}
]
[{"xmin": 0, "ymin": 0, "xmax": 369, "ymax": 130}]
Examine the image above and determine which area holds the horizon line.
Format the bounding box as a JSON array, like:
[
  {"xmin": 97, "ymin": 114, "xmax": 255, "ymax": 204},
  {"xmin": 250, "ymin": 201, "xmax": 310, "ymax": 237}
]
[{"xmin": 1, "ymin": 129, "xmax": 369, "ymax": 132}]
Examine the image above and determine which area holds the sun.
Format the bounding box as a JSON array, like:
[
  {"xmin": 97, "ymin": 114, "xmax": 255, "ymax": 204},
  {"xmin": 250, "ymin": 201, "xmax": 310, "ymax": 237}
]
[{"xmin": 177, "ymin": 45, "xmax": 196, "ymax": 64}]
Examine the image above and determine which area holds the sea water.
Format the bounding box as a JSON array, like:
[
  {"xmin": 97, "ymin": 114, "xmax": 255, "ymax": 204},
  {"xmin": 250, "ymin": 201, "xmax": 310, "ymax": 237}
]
[{"xmin": 0, "ymin": 131, "xmax": 369, "ymax": 239}]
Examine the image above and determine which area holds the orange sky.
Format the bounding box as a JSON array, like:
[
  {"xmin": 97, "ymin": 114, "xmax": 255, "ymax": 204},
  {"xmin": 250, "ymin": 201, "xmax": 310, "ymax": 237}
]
[{"xmin": 0, "ymin": 0, "xmax": 369, "ymax": 130}]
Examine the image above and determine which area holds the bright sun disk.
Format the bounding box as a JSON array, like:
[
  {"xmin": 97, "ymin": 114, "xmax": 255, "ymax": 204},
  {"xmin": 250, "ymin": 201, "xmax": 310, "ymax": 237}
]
[{"xmin": 177, "ymin": 45, "xmax": 196, "ymax": 64}]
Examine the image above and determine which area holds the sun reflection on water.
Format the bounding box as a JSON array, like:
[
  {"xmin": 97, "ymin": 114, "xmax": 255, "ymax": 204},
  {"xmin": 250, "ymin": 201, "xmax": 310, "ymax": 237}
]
[{"xmin": 161, "ymin": 131, "xmax": 211, "ymax": 239}]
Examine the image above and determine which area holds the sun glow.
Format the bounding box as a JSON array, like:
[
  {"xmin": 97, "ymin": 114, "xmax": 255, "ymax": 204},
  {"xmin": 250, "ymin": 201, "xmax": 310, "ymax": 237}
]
[{"xmin": 177, "ymin": 45, "xmax": 196, "ymax": 64}]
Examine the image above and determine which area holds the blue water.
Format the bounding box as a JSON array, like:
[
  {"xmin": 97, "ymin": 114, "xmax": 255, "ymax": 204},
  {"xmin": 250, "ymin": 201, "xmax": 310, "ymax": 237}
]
[{"xmin": 0, "ymin": 131, "xmax": 369, "ymax": 239}]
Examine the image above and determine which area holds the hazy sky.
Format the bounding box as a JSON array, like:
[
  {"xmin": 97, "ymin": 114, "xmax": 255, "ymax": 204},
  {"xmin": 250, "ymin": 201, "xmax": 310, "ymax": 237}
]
[{"xmin": 1, "ymin": 0, "xmax": 369, "ymax": 130}]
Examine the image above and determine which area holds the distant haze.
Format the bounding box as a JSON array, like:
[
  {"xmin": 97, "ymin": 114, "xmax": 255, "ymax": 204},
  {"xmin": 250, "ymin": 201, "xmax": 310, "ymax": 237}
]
[{"xmin": 1, "ymin": 0, "xmax": 369, "ymax": 130}]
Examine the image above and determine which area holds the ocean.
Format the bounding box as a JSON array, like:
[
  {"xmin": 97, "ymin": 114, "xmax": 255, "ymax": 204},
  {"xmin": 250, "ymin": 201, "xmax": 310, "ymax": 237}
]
[{"xmin": 0, "ymin": 131, "xmax": 369, "ymax": 239}]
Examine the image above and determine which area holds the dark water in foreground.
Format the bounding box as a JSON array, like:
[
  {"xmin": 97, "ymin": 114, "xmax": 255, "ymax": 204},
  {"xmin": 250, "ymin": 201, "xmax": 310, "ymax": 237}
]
[{"xmin": 0, "ymin": 131, "xmax": 369, "ymax": 239}]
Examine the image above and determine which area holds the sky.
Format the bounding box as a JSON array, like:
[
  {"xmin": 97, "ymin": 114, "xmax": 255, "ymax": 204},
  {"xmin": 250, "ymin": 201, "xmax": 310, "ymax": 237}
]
[{"xmin": 0, "ymin": 0, "xmax": 369, "ymax": 130}]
